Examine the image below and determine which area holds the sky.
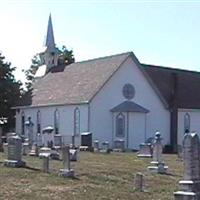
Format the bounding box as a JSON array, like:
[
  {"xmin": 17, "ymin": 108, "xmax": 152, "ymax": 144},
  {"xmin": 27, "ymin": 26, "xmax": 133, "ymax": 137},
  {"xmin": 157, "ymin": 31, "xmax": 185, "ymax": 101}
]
[{"xmin": 1, "ymin": 0, "xmax": 200, "ymax": 83}]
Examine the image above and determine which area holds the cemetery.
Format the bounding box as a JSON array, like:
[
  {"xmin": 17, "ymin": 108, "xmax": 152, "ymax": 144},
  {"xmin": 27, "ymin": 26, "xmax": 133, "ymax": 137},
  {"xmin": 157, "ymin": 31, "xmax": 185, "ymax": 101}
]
[
  {"xmin": 1, "ymin": 130, "xmax": 197, "ymax": 200},
  {"xmin": 1, "ymin": 10, "xmax": 200, "ymax": 200}
]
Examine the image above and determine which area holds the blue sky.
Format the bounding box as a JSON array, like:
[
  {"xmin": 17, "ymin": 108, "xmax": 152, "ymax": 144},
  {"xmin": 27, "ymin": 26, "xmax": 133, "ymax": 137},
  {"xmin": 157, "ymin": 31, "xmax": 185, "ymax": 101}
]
[{"xmin": 0, "ymin": 0, "xmax": 200, "ymax": 82}]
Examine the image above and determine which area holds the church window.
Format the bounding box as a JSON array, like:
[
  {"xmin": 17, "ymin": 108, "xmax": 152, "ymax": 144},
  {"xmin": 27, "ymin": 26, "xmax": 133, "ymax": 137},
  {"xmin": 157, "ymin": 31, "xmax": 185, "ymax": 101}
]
[
  {"xmin": 21, "ymin": 111, "xmax": 25, "ymax": 135},
  {"xmin": 74, "ymin": 108, "xmax": 80, "ymax": 135},
  {"xmin": 184, "ymin": 113, "xmax": 190, "ymax": 133},
  {"xmin": 37, "ymin": 110, "xmax": 41, "ymax": 133},
  {"xmin": 123, "ymin": 83, "xmax": 135, "ymax": 100},
  {"xmin": 54, "ymin": 109, "xmax": 59, "ymax": 134},
  {"xmin": 116, "ymin": 113, "xmax": 125, "ymax": 137}
]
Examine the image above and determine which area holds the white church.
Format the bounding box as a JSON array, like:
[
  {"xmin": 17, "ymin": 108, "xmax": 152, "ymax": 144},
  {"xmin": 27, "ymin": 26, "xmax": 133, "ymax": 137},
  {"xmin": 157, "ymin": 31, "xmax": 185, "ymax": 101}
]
[{"xmin": 14, "ymin": 15, "xmax": 200, "ymax": 152}]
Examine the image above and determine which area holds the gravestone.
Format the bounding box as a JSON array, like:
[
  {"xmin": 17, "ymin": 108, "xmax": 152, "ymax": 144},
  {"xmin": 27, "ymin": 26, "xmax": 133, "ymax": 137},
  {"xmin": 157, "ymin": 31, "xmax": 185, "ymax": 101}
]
[
  {"xmin": 93, "ymin": 140, "xmax": 99, "ymax": 152},
  {"xmin": 147, "ymin": 132, "xmax": 168, "ymax": 173},
  {"xmin": 25, "ymin": 117, "xmax": 34, "ymax": 147},
  {"xmin": 3, "ymin": 143, "xmax": 8, "ymax": 155},
  {"xmin": 22, "ymin": 142, "xmax": 30, "ymax": 155},
  {"xmin": 137, "ymin": 143, "xmax": 152, "ymax": 158},
  {"xmin": 100, "ymin": 141, "xmax": 110, "ymax": 153},
  {"xmin": 174, "ymin": 132, "xmax": 200, "ymax": 200},
  {"xmin": 113, "ymin": 139, "xmax": 125, "ymax": 152},
  {"xmin": 70, "ymin": 149, "xmax": 78, "ymax": 161},
  {"xmin": 134, "ymin": 172, "xmax": 144, "ymax": 192},
  {"xmin": 42, "ymin": 154, "xmax": 50, "ymax": 173},
  {"xmin": 29, "ymin": 144, "xmax": 39, "ymax": 156},
  {"xmin": 36, "ymin": 133, "xmax": 43, "ymax": 147},
  {"xmin": 54, "ymin": 134, "xmax": 62, "ymax": 147},
  {"xmin": 4, "ymin": 135, "xmax": 26, "ymax": 167},
  {"xmin": 39, "ymin": 147, "xmax": 51, "ymax": 158},
  {"xmin": 59, "ymin": 145, "xmax": 75, "ymax": 178}
]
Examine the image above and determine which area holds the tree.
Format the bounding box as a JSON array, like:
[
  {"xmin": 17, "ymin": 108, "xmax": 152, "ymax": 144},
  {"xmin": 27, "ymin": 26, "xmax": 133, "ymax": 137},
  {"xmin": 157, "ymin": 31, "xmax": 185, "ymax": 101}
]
[
  {"xmin": 0, "ymin": 52, "xmax": 22, "ymax": 132},
  {"xmin": 59, "ymin": 46, "xmax": 75, "ymax": 65},
  {"xmin": 23, "ymin": 55, "xmax": 41, "ymax": 91}
]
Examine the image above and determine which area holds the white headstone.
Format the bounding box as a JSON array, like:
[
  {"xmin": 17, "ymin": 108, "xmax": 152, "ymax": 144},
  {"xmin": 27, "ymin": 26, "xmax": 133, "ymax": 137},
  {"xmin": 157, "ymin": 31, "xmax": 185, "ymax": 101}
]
[
  {"xmin": 147, "ymin": 132, "xmax": 168, "ymax": 173},
  {"xmin": 174, "ymin": 132, "xmax": 200, "ymax": 199}
]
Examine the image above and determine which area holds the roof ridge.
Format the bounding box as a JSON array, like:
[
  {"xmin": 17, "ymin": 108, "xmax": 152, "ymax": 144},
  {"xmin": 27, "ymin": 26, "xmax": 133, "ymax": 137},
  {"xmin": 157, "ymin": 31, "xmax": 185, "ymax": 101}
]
[
  {"xmin": 72, "ymin": 51, "xmax": 132, "ymax": 65},
  {"xmin": 141, "ymin": 63, "xmax": 200, "ymax": 74}
]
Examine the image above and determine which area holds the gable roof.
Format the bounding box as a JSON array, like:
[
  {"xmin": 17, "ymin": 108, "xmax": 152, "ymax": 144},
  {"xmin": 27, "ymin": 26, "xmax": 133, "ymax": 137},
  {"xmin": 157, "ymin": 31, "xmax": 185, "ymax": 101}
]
[
  {"xmin": 19, "ymin": 52, "xmax": 131, "ymax": 107},
  {"xmin": 142, "ymin": 64, "xmax": 200, "ymax": 109},
  {"xmin": 16, "ymin": 52, "xmax": 200, "ymax": 110},
  {"xmin": 111, "ymin": 101, "xmax": 149, "ymax": 113}
]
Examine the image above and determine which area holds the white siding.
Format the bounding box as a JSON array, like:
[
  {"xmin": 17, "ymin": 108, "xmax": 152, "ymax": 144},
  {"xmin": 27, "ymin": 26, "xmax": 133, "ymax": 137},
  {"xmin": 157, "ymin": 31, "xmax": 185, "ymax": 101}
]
[
  {"xmin": 129, "ymin": 113, "xmax": 146, "ymax": 149},
  {"xmin": 16, "ymin": 104, "xmax": 89, "ymax": 144},
  {"xmin": 90, "ymin": 56, "xmax": 170, "ymax": 149},
  {"xmin": 178, "ymin": 109, "xmax": 200, "ymax": 145}
]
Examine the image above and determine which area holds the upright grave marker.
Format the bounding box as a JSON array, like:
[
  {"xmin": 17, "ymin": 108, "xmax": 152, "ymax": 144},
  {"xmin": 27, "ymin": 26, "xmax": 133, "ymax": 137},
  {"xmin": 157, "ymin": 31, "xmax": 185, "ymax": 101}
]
[
  {"xmin": 4, "ymin": 134, "xmax": 26, "ymax": 167},
  {"xmin": 59, "ymin": 145, "xmax": 75, "ymax": 178},
  {"xmin": 134, "ymin": 172, "xmax": 144, "ymax": 192},
  {"xmin": 147, "ymin": 132, "xmax": 168, "ymax": 173},
  {"xmin": 174, "ymin": 132, "xmax": 200, "ymax": 200}
]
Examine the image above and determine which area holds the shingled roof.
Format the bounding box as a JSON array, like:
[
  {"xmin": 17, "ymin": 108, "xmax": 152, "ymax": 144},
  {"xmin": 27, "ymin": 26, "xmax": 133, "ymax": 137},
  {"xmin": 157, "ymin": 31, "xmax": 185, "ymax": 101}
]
[
  {"xmin": 19, "ymin": 52, "xmax": 131, "ymax": 107},
  {"xmin": 142, "ymin": 64, "xmax": 200, "ymax": 109},
  {"xmin": 16, "ymin": 52, "xmax": 200, "ymax": 109}
]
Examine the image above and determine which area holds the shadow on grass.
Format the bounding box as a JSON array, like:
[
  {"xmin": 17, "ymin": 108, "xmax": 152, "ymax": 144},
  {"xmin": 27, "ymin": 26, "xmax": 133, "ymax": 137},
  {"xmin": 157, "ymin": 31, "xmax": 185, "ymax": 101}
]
[
  {"xmin": 161, "ymin": 172, "xmax": 181, "ymax": 177},
  {"xmin": 23, "ymin": 165, "xmax": 41, "ymax": 171}
]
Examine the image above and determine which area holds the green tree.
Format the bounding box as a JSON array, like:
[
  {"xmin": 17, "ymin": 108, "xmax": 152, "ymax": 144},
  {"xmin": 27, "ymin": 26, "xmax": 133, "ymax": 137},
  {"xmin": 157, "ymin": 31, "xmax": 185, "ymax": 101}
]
[
  {"xmin": 23, "ymin": 55, "xmax": 41, "ymax": 91},
  {"xmin": 0, "ymin": 52, "xmax": 22, "ymax": 132},
  {"xmin": 24, "ymin": 46, "xmax": 75, "ymax": 90},
  {"xmin": 59, "ymin": 45, "xmax": 75, "ymax": 65}
]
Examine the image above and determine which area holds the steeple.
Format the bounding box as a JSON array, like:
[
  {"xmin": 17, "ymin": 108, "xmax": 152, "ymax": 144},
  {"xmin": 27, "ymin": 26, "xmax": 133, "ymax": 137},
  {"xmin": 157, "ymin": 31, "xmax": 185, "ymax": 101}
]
[
  {"xmin": 45, "ymin": 14, "xmax": 55, "ymax": 48},
  {"xmin": 36, "ymin": 14, "xmax": 61, "ymax": 77}
]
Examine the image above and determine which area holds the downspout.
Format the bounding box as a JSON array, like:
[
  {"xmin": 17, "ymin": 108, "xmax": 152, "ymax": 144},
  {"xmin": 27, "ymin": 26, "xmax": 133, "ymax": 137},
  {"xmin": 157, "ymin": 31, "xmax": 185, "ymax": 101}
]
[
  {"xmin": 127, "ymin": 112, "xmax": 129, "ymax": 149},
  {"xmin": 170, "ymin": 73, "xmax": 178, "ymax": 153}
]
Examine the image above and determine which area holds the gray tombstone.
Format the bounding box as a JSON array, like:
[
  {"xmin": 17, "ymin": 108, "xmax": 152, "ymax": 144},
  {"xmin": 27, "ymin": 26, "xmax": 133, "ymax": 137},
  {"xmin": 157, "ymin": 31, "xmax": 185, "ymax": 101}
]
[
  {"xmin": 4, "ymin": 135, "xmax": 25, "ymax": 167},
  {"xmin": 113, "ymin": 139, "xmax": 125, "ymax": 152},
  {"xmin": 174, "ymin": 132, "xmax": 200, "ymax": 200},
  {"xmin": 137, "ymin": 143, "xmax": 152, "ymax": 158},
  {"xmin": 147, "ymin": 132, "xmax": 168, "ymax": 173},
  {"xmin": 22, "ymin": 143, "xmax": 30, "ymax": 155},
  {"xmin": 3, "ymin": 142, "xmax": 8, "ymax": 155},
  {"xmin": 100, "ymin": 141, "xmax": 110, "ymax": 153},
  {"xmin": 29, "ymin": 144, "xmax": 39, "ymax": 156},
  {"xmin": 93, "ymin": 140, "xmax": 99, "ymax": 152},
  {"xmin": 70, "ymin": 149, "xmax": 78, "ymax": 161},
  {"xmin": 59, "ymin": 145, "xmax": 74, "ymax": 178},
  {"xmin": 134, "ymin": 172, "xmax": 144, "ymax": 192},
  {"xmin": 42, "ymin": 154, "xmax": 50, "ymax": 173},
  {"xmin": 54, "ymin": 134, "xmax": 62, "ymax": 147},
  {"xmin": 36, "ymin": 133, "xmax": 43, "ymax": 147},
  {"xmin": 25, "ymin": 117, "xmax": 34, "ymax": 147}
]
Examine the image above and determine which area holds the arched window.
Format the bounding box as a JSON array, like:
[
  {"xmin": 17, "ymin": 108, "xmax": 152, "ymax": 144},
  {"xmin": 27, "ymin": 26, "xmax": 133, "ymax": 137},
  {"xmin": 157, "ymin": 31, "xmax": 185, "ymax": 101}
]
[
  {"xmin": 21, "ymin": 111, "xmax": 25, "ymax": 135},
  {"xmin": 54, "ymin": 109, "xmax": 59, "ymax": 134},
  {"xmin": 184, "ymin": 113, "xmax": 190, "ymax": 133},
  {"xmin": 116, "ymin": 113, "xmax": 125, "ymax": 137},
  {"xmin": 37, "ymin": 110, "xmax": 41, "ymax": 133},
  {"xmin": 74, "ymin": 108, "xmax": 80, "ymax": 135}
]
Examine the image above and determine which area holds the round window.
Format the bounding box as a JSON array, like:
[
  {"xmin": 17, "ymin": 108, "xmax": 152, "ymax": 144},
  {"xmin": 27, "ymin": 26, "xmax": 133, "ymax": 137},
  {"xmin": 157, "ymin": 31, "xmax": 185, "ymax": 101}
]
[{"xmin": 122, "ymin": 83, "xmax": 135, "ymax": 100}]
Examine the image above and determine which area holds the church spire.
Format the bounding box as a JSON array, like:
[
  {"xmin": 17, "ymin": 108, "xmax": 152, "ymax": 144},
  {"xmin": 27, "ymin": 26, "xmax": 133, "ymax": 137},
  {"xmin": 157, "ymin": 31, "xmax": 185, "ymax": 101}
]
[{"xmin": 45, "ymin": 14, "xmax": 55, "ymax": 48}]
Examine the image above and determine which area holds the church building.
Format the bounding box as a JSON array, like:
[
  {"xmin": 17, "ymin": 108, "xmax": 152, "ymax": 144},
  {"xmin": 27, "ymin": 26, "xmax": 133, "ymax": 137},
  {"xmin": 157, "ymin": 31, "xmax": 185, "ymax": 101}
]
[{"xmin": 14, "ymin": 15, "xmax": 200, "ymax": 152}]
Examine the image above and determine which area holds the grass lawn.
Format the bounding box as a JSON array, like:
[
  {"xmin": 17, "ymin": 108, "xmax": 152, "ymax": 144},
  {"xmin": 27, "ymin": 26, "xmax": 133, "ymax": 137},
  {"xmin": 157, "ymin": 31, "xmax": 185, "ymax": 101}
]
[{"xmin": 0, "ymin": 151, "xmax": 182, "ymax": 200}]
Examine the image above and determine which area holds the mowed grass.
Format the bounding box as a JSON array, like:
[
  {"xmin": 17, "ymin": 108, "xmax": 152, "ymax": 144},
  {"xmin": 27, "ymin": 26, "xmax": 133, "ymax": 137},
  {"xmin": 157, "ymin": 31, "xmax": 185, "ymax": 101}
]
[{"xmin": 0, "ymin": 151, "xmax": 183, "ymax": 200}]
